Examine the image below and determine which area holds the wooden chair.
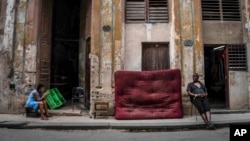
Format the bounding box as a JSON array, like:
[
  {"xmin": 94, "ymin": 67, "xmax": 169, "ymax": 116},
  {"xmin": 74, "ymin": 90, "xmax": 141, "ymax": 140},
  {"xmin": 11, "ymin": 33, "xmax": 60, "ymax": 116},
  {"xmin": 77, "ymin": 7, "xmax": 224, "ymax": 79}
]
[
  {"xmin": 72, "ymin": 87, "xmax": 85, "ymax": 111},
  {"xmin": 190, "ymin": 103, "xmax": 198, "ymax": 121}
]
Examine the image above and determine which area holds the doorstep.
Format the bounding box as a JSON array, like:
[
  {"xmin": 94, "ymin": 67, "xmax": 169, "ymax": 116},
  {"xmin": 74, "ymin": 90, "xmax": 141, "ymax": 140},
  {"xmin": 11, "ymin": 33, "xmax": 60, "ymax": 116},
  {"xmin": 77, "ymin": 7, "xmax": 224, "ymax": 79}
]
[
  {"xmin": 211, "ymin": 109, "xmax": 250, "ymax": 114},
  {"xmin": 48, "ymin": 109, "xmax": 84, "ymax": 116}
]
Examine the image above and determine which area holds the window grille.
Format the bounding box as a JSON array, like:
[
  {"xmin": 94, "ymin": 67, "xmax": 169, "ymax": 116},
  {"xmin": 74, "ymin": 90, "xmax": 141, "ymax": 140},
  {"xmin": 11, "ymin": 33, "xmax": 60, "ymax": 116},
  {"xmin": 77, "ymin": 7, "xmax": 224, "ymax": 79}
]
[
  {"xmin": 148, "ymin": 0, "xmax": 168, "ymax": 23},
  {"xmin": 201, "ymin": 0, "xmax": 241, "ymax": 21},
  {"xmin": 126, "ymin": 0, "xmax": 168, "ymax": 23},
  {"xmin": 126, "ymin": 0, "xmax": 146, "ymax": 23},
  {"xmin": 228, "ymin": 44, "xmax": 247, "ymax": 71}
]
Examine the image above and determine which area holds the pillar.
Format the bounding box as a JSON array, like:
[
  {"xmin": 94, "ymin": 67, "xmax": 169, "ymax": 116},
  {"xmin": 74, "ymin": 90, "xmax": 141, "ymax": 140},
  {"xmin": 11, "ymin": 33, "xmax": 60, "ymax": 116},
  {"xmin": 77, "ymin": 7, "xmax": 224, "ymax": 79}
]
[{"xmin": 172, "ymin": 0, "xmax": 204, "ymax": 114}]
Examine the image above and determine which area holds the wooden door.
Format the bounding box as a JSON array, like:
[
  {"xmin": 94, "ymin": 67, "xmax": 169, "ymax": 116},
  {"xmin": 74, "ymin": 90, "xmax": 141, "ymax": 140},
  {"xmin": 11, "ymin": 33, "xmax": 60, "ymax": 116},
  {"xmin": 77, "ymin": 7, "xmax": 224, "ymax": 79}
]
[
  {"xmin": 37, "ymin": 0, "xmax": 52, "ymax": 88},
  {"xmin": 142, "ymin": 43, "xmax": 169, "ymax": 71}
]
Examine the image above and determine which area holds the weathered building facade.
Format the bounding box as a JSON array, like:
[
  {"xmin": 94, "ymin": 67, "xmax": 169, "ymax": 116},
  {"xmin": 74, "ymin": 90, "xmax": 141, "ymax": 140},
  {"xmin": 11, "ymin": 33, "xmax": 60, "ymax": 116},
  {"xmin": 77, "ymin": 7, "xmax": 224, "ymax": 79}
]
[{"xmin": 0, "ymin": 0, "xmax": 250, "ymax": 114}]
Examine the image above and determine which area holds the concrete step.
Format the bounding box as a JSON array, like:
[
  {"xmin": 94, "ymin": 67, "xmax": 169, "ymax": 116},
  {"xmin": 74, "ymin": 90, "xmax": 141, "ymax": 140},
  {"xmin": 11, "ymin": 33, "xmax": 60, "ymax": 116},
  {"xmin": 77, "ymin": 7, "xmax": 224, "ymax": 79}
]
[
  {"xmin": 211, "ymin": 109, "xmax": 250, "ymax": 114},
  {"xmin": 49, "ymin": 109, "xmax": 88, "ymax": 116}
]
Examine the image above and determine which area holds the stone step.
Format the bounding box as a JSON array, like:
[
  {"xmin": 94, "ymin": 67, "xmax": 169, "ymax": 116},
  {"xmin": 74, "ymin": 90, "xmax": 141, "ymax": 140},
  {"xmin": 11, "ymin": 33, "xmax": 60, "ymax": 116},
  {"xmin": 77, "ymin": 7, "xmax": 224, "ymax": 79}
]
[
  {"xmin": 49, "ymin": 109, "xmax": 83, "ymax": 116},
  {"xmin": 211, "ymin": 109, "xmax": 250, "ymax": 114}
]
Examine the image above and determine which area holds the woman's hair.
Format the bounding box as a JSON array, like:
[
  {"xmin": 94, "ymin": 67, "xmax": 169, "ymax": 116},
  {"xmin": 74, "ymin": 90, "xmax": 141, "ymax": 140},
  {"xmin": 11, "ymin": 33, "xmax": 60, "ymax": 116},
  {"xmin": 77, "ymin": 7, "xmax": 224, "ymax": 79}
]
[{"xmin": 37, "ymin": 84, "xmax": 45, "ymax": 91}]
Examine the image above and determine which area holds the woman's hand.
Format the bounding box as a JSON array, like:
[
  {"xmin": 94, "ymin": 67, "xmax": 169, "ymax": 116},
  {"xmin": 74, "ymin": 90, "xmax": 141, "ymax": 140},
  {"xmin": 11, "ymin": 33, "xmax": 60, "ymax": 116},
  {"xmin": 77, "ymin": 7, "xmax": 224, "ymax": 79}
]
[
  {"xmin": 200, "ymin": 93, "xmax": 207, "ymax": 97},
  {"xmin": 44, "ymin": 92, "xmax": 50, "ymax": 97},
  {"xmin": 40, "ymin": 92, "xmax": 50, "ymax": 100},
  {"xmin": 193, "ymin": 94, "xmax": 206, "ymax": 97}
]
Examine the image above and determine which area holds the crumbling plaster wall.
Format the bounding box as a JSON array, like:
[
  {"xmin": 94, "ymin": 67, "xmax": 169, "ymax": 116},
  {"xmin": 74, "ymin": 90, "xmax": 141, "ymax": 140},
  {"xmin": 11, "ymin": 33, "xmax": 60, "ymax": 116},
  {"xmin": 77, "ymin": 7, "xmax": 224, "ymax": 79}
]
[
  {"xmin": 124, "ymin": 23, "xmax": 170, "ymax": 71},
  {"xmin": 93, "ymin": 0, "xmax": 205, "ymax": 115},
  {"xmin": 242, "ymin": 0, "xmax": 250, "ymax": 109},
  {"xmin": 203, "ymin": 21, "xmax": 243, "ymax": 44},
  {"xmin": 169, "ymin": 0, "xmax": 204, "ymax": 115},
  {"xmin": 0, "ymin": 0, "xmax": 38, "ymax": 113},
  {"xmin": 90, "ymin": 0, "xmax": 123, "ymax": 115},
  {"xmin": 0, "ymin": 0, "xmax": 17, "ymax": 113},
  {"xmin": 202, "ymin": 0, "xmax": 250, "ymax": 110}
]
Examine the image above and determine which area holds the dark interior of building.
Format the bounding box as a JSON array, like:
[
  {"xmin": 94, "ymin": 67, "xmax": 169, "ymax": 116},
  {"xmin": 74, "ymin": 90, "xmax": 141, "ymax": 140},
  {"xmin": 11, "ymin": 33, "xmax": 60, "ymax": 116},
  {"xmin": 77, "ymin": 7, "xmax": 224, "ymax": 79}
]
[
  {"xmin": 50, "ymin": 0, "xmax": 81, "ymax": 99},
  {"xmin": 204, "ymin": 46, "xmax": 226, "ymax": 108}
]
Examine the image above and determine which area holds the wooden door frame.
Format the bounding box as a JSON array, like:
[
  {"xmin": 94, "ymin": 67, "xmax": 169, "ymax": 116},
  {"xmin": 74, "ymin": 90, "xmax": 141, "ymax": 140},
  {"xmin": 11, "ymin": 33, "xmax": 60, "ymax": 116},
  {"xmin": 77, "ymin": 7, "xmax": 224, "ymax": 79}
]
[
  {"xmin": 141, "ymin": 42, "xmax": 170, "ymax": 71},
  {"xmin": 224, "ymin": 47, "xmax": 229, "ymax": 108},
  {"xmin": 204, "ymin": 44, "xmax": 229, "ymax": 108},
  {"xmin": 36, "ymin": 0, "xmax": 52, "ymax": 88},
  {"xmin": 36, "ymin": 0, "xmax": 43, "ymax": 86},
  {"xmin": 85, "ymin": 37, "xmax": 91, "ymax": 109}
]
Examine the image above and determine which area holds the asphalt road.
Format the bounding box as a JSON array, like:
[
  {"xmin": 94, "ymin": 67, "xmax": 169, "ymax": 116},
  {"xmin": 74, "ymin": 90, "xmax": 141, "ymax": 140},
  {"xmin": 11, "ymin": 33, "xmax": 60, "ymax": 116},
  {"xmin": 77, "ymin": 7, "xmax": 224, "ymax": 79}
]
[{"xmin": 0, "ymin": 128, "xmax": 229, "ymax": 141}]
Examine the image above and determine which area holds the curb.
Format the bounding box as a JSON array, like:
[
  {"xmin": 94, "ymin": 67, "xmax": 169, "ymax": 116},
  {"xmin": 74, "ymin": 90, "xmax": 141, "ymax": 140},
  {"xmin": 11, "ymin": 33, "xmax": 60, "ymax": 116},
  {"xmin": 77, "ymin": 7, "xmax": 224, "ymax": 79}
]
[
  {"xmin": 1, "ymin": 120, "xmax": 250, "ymax": 130},
  {"xmin": 0, "ymin": 121, "xmax": 28, "ymax": 129}
]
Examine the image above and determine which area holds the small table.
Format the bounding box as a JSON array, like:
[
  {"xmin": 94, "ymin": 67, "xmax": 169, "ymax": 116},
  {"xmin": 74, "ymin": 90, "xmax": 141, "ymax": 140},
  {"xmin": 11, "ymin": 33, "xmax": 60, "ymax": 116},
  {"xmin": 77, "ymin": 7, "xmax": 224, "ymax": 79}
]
[{"xmin": 93, "ymin": 101, "xmax": 109, "ymax": 119}]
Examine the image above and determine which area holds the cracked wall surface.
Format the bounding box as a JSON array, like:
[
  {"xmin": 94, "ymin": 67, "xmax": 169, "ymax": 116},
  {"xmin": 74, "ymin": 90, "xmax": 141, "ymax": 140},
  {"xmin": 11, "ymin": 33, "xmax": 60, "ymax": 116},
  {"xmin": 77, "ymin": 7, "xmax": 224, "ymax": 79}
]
[
  {"xmin": 0, "ymin": 0, "xmax": 250, "ymax": 114},
  {"xmin": 0, "ymin": 0, "xmax": 38, "ymax": 113}
]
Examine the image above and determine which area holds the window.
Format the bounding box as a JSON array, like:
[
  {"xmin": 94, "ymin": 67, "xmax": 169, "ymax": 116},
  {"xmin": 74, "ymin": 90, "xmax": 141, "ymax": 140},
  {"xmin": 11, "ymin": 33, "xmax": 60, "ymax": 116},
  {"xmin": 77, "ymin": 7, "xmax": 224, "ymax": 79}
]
[
  {"xmin": 201, "ymin": 0, "xmax": 241, "ymax": 21},
  {"xmin": 125, "ymin": 0, "xmax": 168, "ymax": 23},
  {"xmin": 228, "ymin": 44, "xmax": 247, "ymax": 71}
]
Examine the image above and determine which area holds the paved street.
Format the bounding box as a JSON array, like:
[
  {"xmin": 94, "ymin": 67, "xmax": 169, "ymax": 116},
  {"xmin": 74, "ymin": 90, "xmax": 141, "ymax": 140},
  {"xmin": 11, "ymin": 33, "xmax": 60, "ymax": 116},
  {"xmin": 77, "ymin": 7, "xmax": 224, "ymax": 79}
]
[{"xmin": 0, "ymin": 128, "xmax": 229, "ymax": 141}]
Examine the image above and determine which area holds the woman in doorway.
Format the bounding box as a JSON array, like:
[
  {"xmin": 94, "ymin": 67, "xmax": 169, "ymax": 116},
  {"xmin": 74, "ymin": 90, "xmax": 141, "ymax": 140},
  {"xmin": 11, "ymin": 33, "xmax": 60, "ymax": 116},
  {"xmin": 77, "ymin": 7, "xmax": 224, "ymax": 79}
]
[{"xmin": 25, "ymin": 84, "xmax": 52, "ymax": 120}]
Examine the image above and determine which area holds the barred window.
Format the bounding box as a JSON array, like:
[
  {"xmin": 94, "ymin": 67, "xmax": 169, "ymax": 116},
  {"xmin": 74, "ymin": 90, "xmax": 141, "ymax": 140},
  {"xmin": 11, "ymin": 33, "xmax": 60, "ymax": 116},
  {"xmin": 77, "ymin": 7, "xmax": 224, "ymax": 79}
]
[
  {"xmin": 228, "ymin": 44, "xmax": 247, "ymax": 71},
  {"xmin": 201, "ymin": 0, "xmax": 241, "ymax": 21},
  {"xmin": 126, "ymin": 0, "xmax": 168, "ymax": 23}
]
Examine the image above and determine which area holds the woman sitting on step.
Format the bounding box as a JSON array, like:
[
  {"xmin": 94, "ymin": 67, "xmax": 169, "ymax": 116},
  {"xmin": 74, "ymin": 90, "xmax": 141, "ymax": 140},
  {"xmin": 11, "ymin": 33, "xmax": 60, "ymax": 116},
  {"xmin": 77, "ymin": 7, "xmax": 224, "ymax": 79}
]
[{"xmin": 25, "ymin": 84, "xmax": 52, "ymax": 120}]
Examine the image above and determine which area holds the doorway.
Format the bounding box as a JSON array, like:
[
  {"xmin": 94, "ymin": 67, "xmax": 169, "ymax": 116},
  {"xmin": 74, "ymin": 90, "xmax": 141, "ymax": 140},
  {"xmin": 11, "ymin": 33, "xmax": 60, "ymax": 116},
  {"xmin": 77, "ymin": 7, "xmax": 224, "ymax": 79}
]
[
  {"xmin": 50, "ymin": 0, "xmax": 81, "ymax": 99},
  {"xmin": 204, "ymin": 45, "xmax": 227, "ymax": 108}
]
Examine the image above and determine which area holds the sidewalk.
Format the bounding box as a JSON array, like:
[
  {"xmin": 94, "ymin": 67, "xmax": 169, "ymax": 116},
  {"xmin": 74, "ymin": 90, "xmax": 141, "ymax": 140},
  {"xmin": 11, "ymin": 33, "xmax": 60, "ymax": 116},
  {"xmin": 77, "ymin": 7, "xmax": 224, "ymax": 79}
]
[{"xmin": 1, "ymin": 110, "xmax": 250, "ymax": 130}]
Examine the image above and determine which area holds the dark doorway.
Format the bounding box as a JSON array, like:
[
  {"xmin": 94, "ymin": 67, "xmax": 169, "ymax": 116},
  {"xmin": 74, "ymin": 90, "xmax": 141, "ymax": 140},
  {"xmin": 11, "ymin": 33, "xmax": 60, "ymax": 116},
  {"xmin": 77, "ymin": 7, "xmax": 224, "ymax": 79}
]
[
  {"xmin": 50, "ymin": 0, "xmax": 81, "ymax": 99},
  {"xmin": 142, "ymin": 43, "xmax": 170, "ymax": 71},
  {"xmin": 204, "ymin": 45, "xmax": 227, "ymax": 108}
]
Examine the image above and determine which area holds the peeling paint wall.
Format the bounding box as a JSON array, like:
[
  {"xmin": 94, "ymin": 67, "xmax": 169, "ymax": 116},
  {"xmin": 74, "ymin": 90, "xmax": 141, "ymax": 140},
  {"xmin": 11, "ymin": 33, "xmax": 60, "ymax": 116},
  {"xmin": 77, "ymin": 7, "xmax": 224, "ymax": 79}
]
[
  {"xmin": 0, "ymin": 0, "xmax": 16, "ymax": 113},
  {"xmin": 0, "ymin": 0, "xmax": 38, "ymax": 113},
  {"xmin": 169, "ymin": 0, "xmax": 204, "ymax": 114},
  {"xmin": 124, "ymin": 23, "xmax": 170, "ymax": 71},
  {"xmin": 124, "ymin": 0, "xmax": 204, "ymax": 115},
  {"xmin": 0, "ymin": 0, "xmax": 8, "ymax": 103},
  {"xmin": 23, "ymin": 0, "xmax": 39, "ymax": 87},
  {"xmin": 229, "ymin": 71, "xmax": 248, "ymax": 109},
  {"xmin": 201, "ymin": 0, "xmax": 250, "ymax": 110},
  {"xmin": 203, "ymin": 21, "xmax": 243, "ymax": 44},
  {"xmin": 1, "ymin": 0, "xmax": 250, "ymax": 114},
  {"xmin": 90, "ymin": 0, "xmax": 123, "ymax": 115},
  {"xmin": 0, "ymin": 0, "xmax": 7, "ymax": 49},
  {"xmin": 242, "ymin": 0, "xmax": 250, "ymax": 109}
]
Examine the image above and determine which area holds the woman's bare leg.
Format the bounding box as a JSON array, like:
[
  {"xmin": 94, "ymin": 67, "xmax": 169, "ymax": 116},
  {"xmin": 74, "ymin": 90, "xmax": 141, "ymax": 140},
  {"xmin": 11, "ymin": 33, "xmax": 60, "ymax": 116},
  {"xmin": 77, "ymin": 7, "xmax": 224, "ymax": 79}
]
[
  {"xmin": 205, "ymin": 111, "xmax": 211, "ymax": 124},
  {"xmin": 39, "ymin": 102, "xmax": 48, "ymax": 120},
  {"xmin": 43, "ymin": 101, "xmax": 52, "ymax": 117},
  {"xmin": 200, "ymin": 113, "xmax": 208, "ymax": 124}
]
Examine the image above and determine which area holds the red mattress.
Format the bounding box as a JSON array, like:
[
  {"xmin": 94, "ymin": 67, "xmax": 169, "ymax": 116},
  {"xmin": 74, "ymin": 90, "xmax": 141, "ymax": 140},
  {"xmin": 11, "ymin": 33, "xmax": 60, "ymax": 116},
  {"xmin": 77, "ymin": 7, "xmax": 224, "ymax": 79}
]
[{"xmin": 115, "ymin": 69, "xmax": 183, "ymax": 119}]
